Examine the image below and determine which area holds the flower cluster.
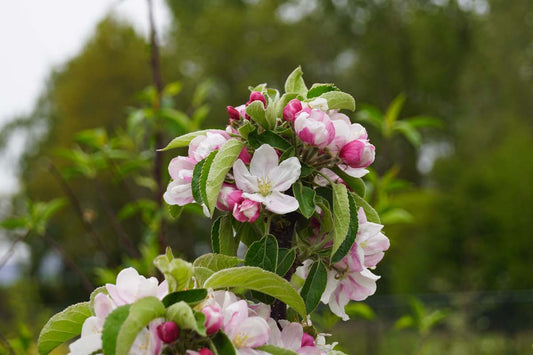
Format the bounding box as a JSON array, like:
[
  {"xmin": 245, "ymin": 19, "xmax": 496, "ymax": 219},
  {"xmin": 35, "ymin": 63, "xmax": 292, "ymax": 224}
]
[
  {"xmin": 40, "ymin": 68, "xmax": 389, "ymax": 355},
  {"xmin": 297, "ymin": 208, "xmax": 389, "ymax": 320},
  {"xmin": 68, "ymin": 267, "xmax": 338, "ymax": 355}
]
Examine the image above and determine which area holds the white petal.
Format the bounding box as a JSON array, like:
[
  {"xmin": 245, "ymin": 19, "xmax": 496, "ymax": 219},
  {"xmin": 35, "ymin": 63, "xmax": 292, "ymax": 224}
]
[
  {"xmin": 233, "ymin": 316, "xmax": 270, "ymax": 348},
  {"xmin": 340, "ymin": 165, "xmax": 369, "ymax": 178},
  {"xmin": 242, "ymin": 192, "xmax": 267, "ymax": 204},
  {"xmin": 264, "ymin": 191, "xmax": 299, "ymax": 214},
  {"xmin": 68, "ymin": 333, "xmax": 102, "ymax": 355},
  {"xmin": 250, "ymin": 144, "xmax": 279, "ymax": 178},
  {"xmin": 280, "ymin": 323, "xmax": 303, "ymax": 350},
  {"xmin": 321, "ymin": 269, "xmax": 340, "ymax": 305},
  {"xmin": 269, "ymin": 157, "xmax": 301, "ymax": 192},
  {"xmin": 233, "ymin": 159, "xmax": 259, "ymax": 193}
]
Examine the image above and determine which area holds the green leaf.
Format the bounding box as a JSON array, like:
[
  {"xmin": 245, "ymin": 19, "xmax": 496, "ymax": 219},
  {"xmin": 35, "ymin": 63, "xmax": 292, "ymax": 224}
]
[
  {"xmin": 284, "ymin": 66, "xmax": 307, "ymax": 95},
  {"xmin": 300, "ymin": 162, "xmax": 315, "ymax": 178},
  {"xmin": 320, "ymin": 91, "xmax": 356, "ymax": 111},
  {"xmin": 300, "ymin": 261, "xmax": 327, "ymax": 314},
  {"xmin": 257, "ymin": 344, "xmax": 298, "ymax": 355},
  {"xmin": 394, "ymin": 121, "xmax": 422, "ymax": 148},
  {"xmin": 115, "ymin": 297, "xmax": 165, "ymax": 355},
  {"xmin": 331, "ymin": 183, "xmax": 351, "ymax": 258},
  {"xmin": 168, "ymin": 205, "xmax": 183, "ymax": 219},
  {"xmin": 238, "ymin": 121, "xmax": 255, "ymax": 138},
  {"xmin": 247, "ymin": 130, "xmax": 291, "ymax": 151},
  {"xmin": 212, "ymin": 214, "xmax": 238, "ymax": 256},
  {"xmin": 193, "ymin": 253, "xmax": 243, "ymax": 271},
  {"xmin": 307, "ymin": 83, "xmax": 339, "ymax": 99},
  {"xmin": 159, "ymin": 130, "xmax": 210, "ymax": 151},
  {"xmin": 276, "ymin": 248, "xmax": 296, "ymax": 277},
  {"xmin": 204, "ymin": 267, "xmax": 307, "ymax": 317},
  {"xmin": 384, "ymin": 94, "xmax": 406, "ymax": 135},
  {"xmin": 355, "ymin": 104, "xmax": 383, "ymax": 129},
  {"xmin": 235, "ymin": 222, "xmax": 263, "ymax": 247},
  {"xmin": 212, "ymin": 332, "xmax": 237, "ymax": 355},
  {"xmin": 153, "ymin": 248, "xmax": 193, "ymax": 292},
  {"xmin": 0, "ymin": 216, "xmax": 28, "ymax": 230},
  {"xmin": 166, "ymin": 301, "xmax": 206, "ymax": 336},
  {"xmin": 193, "ymin": 266, "xmax": 214, "ymax": 287},
  {"xmin": 315, "ymin": 195, "xmax": 333, "ymax": 234},
  {"xmin": 38, "ymin": 302, "xmax": 91, "ymax": 355},
  {"xmin": 345, "ymin": 302, "xmax": 376, "ymax": 321},
  {"xmin": 205, "ymin": 139, "xmax": 245, "ymax": 215},
  {"xmin": 293, "ymin": 182, "xmax": 316, "ymax": 218},
  {"xmin": 351, "ymin": 192, "xmax": 381, "ymax": 224},
  {"xmin": 191, "ymin": 159, "xmax": 206, "ymax": 203},
  {"xmin": 245, "ymin": 235, "xmax": 279, "ymax": 272},
  {"xmin": 162, "ymin": 289, "xmax": 208, "ymax": 308},
  {"xmin": 200, "ymin": 151, "xmax": 218, "ymax": 204},
  {"xmin": 331, "ymin": 193, "xmax": 359, "ymax": 263},
  {"xmin": 246, "ymin": 101, "xmax": 272, "ymax": 130},
  {"xmin": 331, "ymin": 166, "xmax": 366, "ymax": 197},
  {"xmin": 102, "ymin": 305, "xmax": 131, "ymax": 355}
]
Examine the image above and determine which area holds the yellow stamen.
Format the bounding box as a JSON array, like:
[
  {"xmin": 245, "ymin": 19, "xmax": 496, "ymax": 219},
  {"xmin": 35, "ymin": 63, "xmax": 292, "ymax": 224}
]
[{"xmin": 257, "ymin": 177, "xmax": 272, "ymax": 196}]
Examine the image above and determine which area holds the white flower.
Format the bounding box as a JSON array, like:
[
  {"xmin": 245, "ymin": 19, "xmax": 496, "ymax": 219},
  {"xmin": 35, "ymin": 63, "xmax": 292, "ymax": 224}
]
[{"xmin": 233, "ymin": 144, "xmax": 301, "ymax": 215}]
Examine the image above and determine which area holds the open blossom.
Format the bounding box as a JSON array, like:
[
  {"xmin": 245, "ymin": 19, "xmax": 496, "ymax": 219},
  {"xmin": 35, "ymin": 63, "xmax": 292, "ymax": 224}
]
[
  {"xmin": 106, "ymin": 267, "xmax": 168, "ymax": 306},
  {"xmin": 267, "ymin": 319, "xmax": 320, "ymax": 355},
  {"xmin": 294, "ymin": 108, "xmax": 336, "ymax": 148},
  {"xmin": 69, "ymin": 268, "xmax": 168, "ymax": 355},
  {"xmin": 164, "ymin": 131, "xmax": 229, "ymax": 206},
  {"xmin": 201, "ymin": 305, "xmax": 223, "ymax": 335},
  {"xmin": 233, "ymin": 144, "xmax": 301, "ymax": 214},
  {"xmin": 223, "ymin": 301, "xmax": 270, "ymax": 354},
  {"xmin": 297, "ymin": 208, "xmax": 389, "ymax": 321}
]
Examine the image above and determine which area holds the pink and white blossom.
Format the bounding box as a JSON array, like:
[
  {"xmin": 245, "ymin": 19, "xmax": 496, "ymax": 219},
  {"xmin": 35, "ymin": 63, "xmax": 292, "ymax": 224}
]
[
  {"xmin": 233, "ymin": 199, "xmax": 261, "ymax": 223},
  {"xmin": 283, "ymin": 99, "xmax": 303, "ymax": 122},
  {"xmin": 233, "ymin": 144, "xmax": 301, "ymax": 215},
  {"xmin": 201, "ymin": 305, "xmax": 223, "ymax": 335},
  {"xmin": 188, "ymin": 131, "xmax": 230, "ymax": 162},
  {"xmin": 186, "ymin": 349, "xmax": 214, "ymax": 355},
  {"xmin": 217, "ymin": 183, "xmax": 244, "ymax": 212},
  {"xmin": 267, "ymin": 319, "xmax": 320, "ymax": 355},
  {"xmin": 106, "ymin": 267, "xmax": 168, "ymax": 306},
  {"xmin": 294, "ymin": 108, "xmax": 336, "ymax": 148},
  {"xmin": 339, "ymin": 139, "xmax": 375, "ymax": 168},
  {"xmin": 163, "ymin": 157, "xmax": 196, "ymax": 206}
]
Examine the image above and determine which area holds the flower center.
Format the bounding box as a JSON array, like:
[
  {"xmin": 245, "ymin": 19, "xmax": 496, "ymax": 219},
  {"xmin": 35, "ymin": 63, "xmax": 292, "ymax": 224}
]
[
  {"xmin": 257, "ymin": 177, "xmax": 272, "ymax": 196},
  {"xmin": 233, "ymin": 332, "xmax": 249, "ymax": 348}
]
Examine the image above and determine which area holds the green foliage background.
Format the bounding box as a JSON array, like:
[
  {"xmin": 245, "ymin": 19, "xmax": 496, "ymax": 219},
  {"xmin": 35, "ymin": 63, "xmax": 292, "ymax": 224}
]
[{"xmin": 1, "ymin": 0, "xmax": 533, "ymax": 352}]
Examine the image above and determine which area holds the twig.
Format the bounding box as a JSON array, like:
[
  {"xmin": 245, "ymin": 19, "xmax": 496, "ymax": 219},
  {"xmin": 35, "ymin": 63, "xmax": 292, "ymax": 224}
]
[
  {"xmin": 147, "ymin": 0, "xmax": 167, "ymax": 252},
  {"xmin": 0, "ymin": 231, "xmax": 29, "ymax": 270},
  {"xmin": 43, "ymin": 232, "xmax": 93, "ymax": 292},
  {"xmin": 48, "ymin": 162, "xmax": 113, "ymax": 263},
  {"xmin": 95, "ymin": 182, "xmax": 140, "ymax": 258}
]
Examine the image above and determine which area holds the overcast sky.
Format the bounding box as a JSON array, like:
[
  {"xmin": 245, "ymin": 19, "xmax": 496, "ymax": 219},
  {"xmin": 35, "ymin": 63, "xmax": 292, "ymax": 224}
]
[{"xmin": 0, "ymin": 0, "xmax": 171, "ymax": 195}]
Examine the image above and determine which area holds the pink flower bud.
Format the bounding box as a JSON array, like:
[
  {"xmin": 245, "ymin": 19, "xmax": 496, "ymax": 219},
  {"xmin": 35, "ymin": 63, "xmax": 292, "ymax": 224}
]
[
  {"xmin": 294, "ymin": 108, "xmax": 336, "ymax": 148},
  {"xmin": 217, "ymin": 184, "xmax": 244, "ymax": 212},
  {"xmin": 247, "ymin": 91, "xmax": 267, "ymax": 107},
  {"xmin": 301, "ymin": 332, "xmax": 315, "ymax": 347},
  {"xmin": 232, "ymin": 199, "xmax": 261, "ymax": 223},
  {"xmin": 238, "ymin": 147, "xmax": 252, "ymax": 164},
  {"xmin": 198, "ymin": 349, "xmax": 214, "ymax": 355},
  {"xmin": 283, "ymin": 99, "xmax": 303, "ymax": 122},
  {"xmin": 157, "ymin": 321, "xmax": 179, "ymax": 343},
  {"xmin": 201, "ymin": 305, "xmax": 223, "ymax": 335},
  {"xmin": 339, "ymin": 139, "xmax": 375, "ymax": 168},
  {"xmin": 227, "ymin": 106, "xmax": 241, "ymax": 122}
]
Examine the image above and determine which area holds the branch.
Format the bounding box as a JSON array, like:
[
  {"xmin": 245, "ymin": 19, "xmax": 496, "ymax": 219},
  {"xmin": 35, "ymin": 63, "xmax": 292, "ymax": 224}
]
[
  {"xmin": 147, "ymin": 0, "xmax": 167, "ymax": 252},
  {"xmin": 0, "ymin": 231, "xmax": 29, "ymax": 270},
  {"xmin": 48, "ymin": 162, "xmax": 113, "ymax": 263}
]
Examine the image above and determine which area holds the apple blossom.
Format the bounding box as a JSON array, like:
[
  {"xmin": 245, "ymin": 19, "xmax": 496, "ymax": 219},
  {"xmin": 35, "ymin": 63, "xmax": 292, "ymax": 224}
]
[
  {"xmin": 283, "ymin": 99, "xmax": 303, "ymax": 122},
  {"xmin": 156, "ymin": 321, "xmax": 179, "ymax": 343},
  {"xmin": 247, "ymin": 91, "xmax": 267, "ymax": 107},
  {"xmin": 267, "ymin": 319, "xmax": 320, "ymax": 355},
  {"xmin": 233, "ymin": 199, "xmax": 261, "ymax": 223},
  {"xmin": 186, "ymin": 349, "xmax": 214, "ymax": 355},
  {"xmin": 105, "ymin": 267, "xmax": 168, "ymax": 306},
  {"xmin": 201, "ymin": 305, "xmax": 223, "ymax": 335},
  {"xmin": 294, "ymin": 108, "xmax": 336, "ymax": 148},
  {"xmin": 163, "ymin": 156, "xmax": 196, "ymax": 206},
  {"xmin": 233, "ymin": 144, "xmax": 301, "ymax": 215},
  {"xmin": 217, "ymin": 183, "xmax": 244, "ymax": 212},
  {"xmin": 188, "ymin": 130, "xmax": 229, "ymax": 162},
  {"xmin": 339, "ymin": 139, "xmax": 375, "ymax": 168}
]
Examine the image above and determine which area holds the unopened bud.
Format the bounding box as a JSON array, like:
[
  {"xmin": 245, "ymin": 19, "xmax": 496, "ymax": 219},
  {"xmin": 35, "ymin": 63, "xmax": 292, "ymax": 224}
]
[
  {"xmin": 157, "ymin": 321, "xmax": 179, "ymax": 343},
  {"xmin": 247, "ymin": 91, "xmax": 266, "ymax": 107}
]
